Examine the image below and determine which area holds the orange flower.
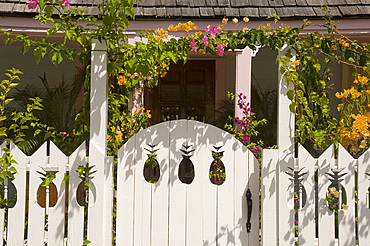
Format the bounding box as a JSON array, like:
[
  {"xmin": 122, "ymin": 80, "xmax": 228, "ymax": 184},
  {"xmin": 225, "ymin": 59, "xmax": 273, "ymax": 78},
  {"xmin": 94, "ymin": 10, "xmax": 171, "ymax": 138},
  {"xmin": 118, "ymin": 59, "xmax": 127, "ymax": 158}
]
[
  {"xmin": 195, "ymin": 31, "xmax": 202, "ymax": 36},
  {"xmin": 294, "ymin": 60, "xmax": 300, "ymax": 66},
  {"xmin": 199, "ymin": 49, "xmax": 206, "ymax": 54},
  {"xmin": 314, "ymin": 43, "xmax": 320, "ymax": 48},
  {"xmin": 117, "ymin": 75, "xmax": 126, "ymax": 86}
]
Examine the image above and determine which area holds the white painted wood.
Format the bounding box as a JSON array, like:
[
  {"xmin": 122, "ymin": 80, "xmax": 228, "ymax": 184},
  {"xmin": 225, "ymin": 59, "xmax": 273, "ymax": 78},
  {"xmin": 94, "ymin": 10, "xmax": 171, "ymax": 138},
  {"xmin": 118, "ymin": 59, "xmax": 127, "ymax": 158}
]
[
  {"xmin": 277, "ymin": 45, "xmax": 296, "ymax": 245},
  {"xmin": 117, "ymin": 133, "xmax": 136, "ymax": 246},
  {"xmin": 47, "ymin": 142, "xmax": 66, "ymax": 246},
  {"xmin": 235, "ymin": 48, "xmax": 252, "ymax": 120},
  {"xmin": 67, "ymin": 142, "xmax": 86, "ymax": 246},
  {"xmin": 28, "ymin": 142, "xmax": 48, "ymax": 245},
  {"xmin": 297, "ymin": 144, "xmax": 316, "ymax": 246},
  {"xmin": 337, "ymin": 145, "xmax": 356, "ymax": 246},
  {"xmin": 234, "ymin": 140, "xmax": 250, "ymax": 246},
  {"xmin": 217, "ymin": 130, "xmax": 235, "ymax": 246},
  {"xmin": 90, "ymin": 39, "xmax": 108, "ymax": 156},
  {"xmin": 261, "ymin": 149, "xmax": 278, "ymax": 246},
  {"xmin": 168, "ymin": 120, "xmax": 187, "ymax": 245},
  {"xmin": 151, "ymin": 122, "xmax": 170, "ymax": 246},
  {"xmin": 318, "ymin": 145, "xmax": 335, "ymax": 246},
  {"xmin": 7, "ymin": 143, "xmax": 27, "ymax": 246},
  {"xmin": 186, "ymin": 121, "xmax": 205, "ymax": 246},
  {"xmin": 0, "ymin": 143, "xmax": 6, "ymax": 244},
  {"xmin": 357, "ymin": 147, "xmax": 370, "ymax": 245},
  {"xmin": 133, "ymin": 127, "xmax": 152, "ymax": 246},
  {"xmin": 88, "ymin": 143, "xmax": 111, "ymax": 246},
  {"xmin": 248, "ymin": 150, "xmax": 260, "ymax": 245},
  {"xmin": 202, "ymin": 124, "xmax": 219, "ymax": 246}
]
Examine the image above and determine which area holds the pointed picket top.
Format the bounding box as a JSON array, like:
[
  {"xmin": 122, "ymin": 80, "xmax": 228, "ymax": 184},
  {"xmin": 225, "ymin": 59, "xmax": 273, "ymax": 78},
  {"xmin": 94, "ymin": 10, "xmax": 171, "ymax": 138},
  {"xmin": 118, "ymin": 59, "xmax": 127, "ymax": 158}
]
[
  {"xmin": 68, "ymin": 142, "xmax": 86, "ymax": 246},
  {"xmin": 317, "ymin": 144, "xmax": 336, "ymax": 246},
  {"xmin": 297, "ymin": 144, "xmax": 316, "ymax": 246},
  {"xmin": 7, "ymin": 142, "xmax": 27, "ymax": 246}
]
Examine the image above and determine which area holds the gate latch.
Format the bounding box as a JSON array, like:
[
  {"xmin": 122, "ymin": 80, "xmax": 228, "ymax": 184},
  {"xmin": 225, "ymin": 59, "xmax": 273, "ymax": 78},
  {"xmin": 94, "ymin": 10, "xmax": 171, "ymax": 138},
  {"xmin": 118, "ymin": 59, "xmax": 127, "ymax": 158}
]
[{"xmin": 246, "ymin": 189, "xmax": 252, "ymax": 233}]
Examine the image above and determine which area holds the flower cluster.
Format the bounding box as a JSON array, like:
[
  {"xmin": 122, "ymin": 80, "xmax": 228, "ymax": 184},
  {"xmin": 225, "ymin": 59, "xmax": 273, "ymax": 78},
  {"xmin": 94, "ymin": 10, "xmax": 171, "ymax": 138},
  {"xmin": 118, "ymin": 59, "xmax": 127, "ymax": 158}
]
[
  {"xmin": 341, "ymin": 113, "xmax": 370, "ymax": 153},
  {"xmin": 27, "ymin": 0, "xmax": 70, "ymax": 9},
  {"xmin": 168, "ymin": 21, "xmax": 198, "ymax": 32}
]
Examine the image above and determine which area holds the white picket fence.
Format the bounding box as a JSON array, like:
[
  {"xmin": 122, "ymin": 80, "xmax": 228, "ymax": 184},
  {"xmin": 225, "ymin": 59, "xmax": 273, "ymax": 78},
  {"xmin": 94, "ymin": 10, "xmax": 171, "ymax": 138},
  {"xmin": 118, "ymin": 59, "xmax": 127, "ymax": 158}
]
[{"xmin": 1, "ymin": 40, "xmax": 369, "ymax": 245}]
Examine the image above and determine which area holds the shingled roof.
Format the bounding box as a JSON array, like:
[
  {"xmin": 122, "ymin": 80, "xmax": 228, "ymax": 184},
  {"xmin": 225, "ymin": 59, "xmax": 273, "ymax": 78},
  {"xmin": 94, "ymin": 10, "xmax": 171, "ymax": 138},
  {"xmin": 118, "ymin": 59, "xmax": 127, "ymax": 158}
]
[{"xmin": 1, "ymin": 0, "xmax": 370, "ymax": 19}]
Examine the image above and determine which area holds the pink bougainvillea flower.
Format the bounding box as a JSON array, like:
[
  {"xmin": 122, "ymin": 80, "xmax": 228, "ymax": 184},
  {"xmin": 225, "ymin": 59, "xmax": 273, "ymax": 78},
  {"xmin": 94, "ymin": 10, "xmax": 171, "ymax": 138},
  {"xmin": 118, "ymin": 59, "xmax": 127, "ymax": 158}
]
[
  {"xmin": 216, "ymin": 43, "xmax": 225, "ymax": 56},
  {"xmin": 26, "ymin": 0, "xmax": 39, "ymax": 9},
  {"xmin": 189, "ymin": 39, "xmax": 199, "ymax": 52},
  {"xmin": 62, "ymin": 0, "xmax": 71, "ymax": 7},
  {"xmin": 202, "ymin": 36, "xmax": 209, "ymax": 47},
  {"xmin": 204, "ymin": 25, "xmax": 220, "ymax": 38}
]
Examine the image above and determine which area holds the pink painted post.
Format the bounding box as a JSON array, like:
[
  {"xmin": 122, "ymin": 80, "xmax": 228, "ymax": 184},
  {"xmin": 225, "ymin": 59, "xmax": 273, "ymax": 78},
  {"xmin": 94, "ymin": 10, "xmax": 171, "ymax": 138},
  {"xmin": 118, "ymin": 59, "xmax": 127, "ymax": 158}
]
[{"xmin": 235, "ymin": 47, "xmax": 253, "ymax": 122}]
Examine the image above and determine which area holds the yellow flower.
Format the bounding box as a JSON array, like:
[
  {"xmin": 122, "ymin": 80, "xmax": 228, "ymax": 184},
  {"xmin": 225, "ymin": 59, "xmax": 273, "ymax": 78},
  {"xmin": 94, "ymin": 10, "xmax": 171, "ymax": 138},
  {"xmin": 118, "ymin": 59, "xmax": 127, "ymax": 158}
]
[
  {"xmin": 117, "ymin": 75, "xmax": 126, "ymax": 86},
  {"xmin": 222, "ymin": 18, "xmax": 228, "ymax": 24},
  {"xmin": 187, "ymin": 21, "xmax": 195, "ymax": 27},
  {"xmin": 195, "ymin": 31, "xmax": 202, "ymax": 36},
  {"xmin": 366, "ymin": 90, "xmax": 370, "ymax": 94},
  {"xmin": 242, "ymin": 27, "xmax": 250, "ymax": 32},
  {"xmin": 331, "ymin": 45, "xmax": 337, "ymax": 50},
  {"xmin": 314, "ymin": 43, "xmax": 320, "ymax": 48},
  {"xmin": 335, "ymin": 92, "xmax": 343, "ymax": 99},
  {"xmin": 193, "ymin": 25, "xmax": 198, "ymax": 30},
  {"xmin": 294, "ymin": 60, "xmax": 300, "ymax": 66},
  {"xmin": 146, "ymin": 110, "xmax": 152, "ymax": 118},
  {"xmin": 358, "ymin": 76, "xmax": 369, "ymax": 85},
  {"xmin": 168, "ymin": 24, "xmax": 178, "ymax": 32},
  {"xmin": 218, "ymin": 24, "xmax": 224, "ymax": 30},
  {"xmin": 161, "ymin": 71, "xmax": 167, "ymax": 78},
  {"xmin": 243, "ymin": 17, "xmax": 249, "ymax": 23},
  {"xmin": 267, "ymin": 23, "xmax": 271, "ymax": 28},
  {"xmin": 352, "ymin": 91, "xmax": 361, "ymax": 98},
  {"xmin": 145, "ymin": 29, "xmax": 151, "ymax": 32},
  {"xmin": 199, "ymin": 49, "xmax": 206, "ymax": 54},
  {"xmin": 134, "ymin": 110, "xmax": 138, "ymax": 115},
  {"xmin": 342, "ymin": 204, "xmax": 349, "ymax": 210},
  {"xmin": 232, "ymin": 18, "xmax": 238, "ymax": 24},
  {"xmin": 139, "ymin": 107, "xmax": 145, "ymax": 111}
]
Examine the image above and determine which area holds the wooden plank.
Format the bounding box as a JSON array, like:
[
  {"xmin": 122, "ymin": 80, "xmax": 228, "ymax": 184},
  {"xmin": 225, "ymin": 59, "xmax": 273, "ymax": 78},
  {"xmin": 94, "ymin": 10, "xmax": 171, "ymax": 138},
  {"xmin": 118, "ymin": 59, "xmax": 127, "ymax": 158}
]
[
  {"xmin": 357, "ymin": 147, "xmax": 370, "ymax": 245},
  {"xmin": 318, "ymin": 145, "xmax": 335, "ymax": 245},
  {"xmin": 47, "ymin": 142, "xmax": 66, "ymax": 246},
  {"xmin": 28, "ymin": 142, "xmax": 48, "ymax": 245},
  {"xmin": 168, "ymin": 120, "xmax": 187, "ymax": 245},
  {"xmin": 186, "ymin": 120, "xmax": 205, "ymax": 246},
  {"xmin": 248, "ymin": 151, "xmax": 260, "ymax": 245},
  {"xmin": 217, "ymin": 130, "xmax": 235, "ymax": 245},
  {"xmin": 261, "ymin": 149, "xmax": 278, "ymax": 246},
  {"xmin": 133, "ymin": 127, "xmax": 152, "ymax": 246},
  {"xmin": 116, "ymin": 135, "xmax": 136, "ymax": 246},
  {"xmin": 67, "ymin": 143, "xmax": 86, "ymax": 246},
  {"xmin": 297, "ymin": 144, "xmax": 316, "ymax": 246},
  {"xmin": 234, "ymin": 141, "xmax": 250, "ymax": 246},
  {"xmin": 7, "ymin": 143, "xmax": 27, "ymax": 246},
  {"xmin": 151, "ymin": 122, "xmax": 170, "ymax": 245},
  {"xmin": 202, "ymin": 124, "xmax": 218, "ymax": 245},
  {"xmin": 337, "ymin": 145, "xmax": 356, "ymax": 246},
  {"xmin": 277, "ymin": 45, "xmax": 296, "ymax": 245},
  {"xmin": 87, "ymin": 143, "xmax": 109, "ymax": 246},
  {"xmin": 0, "ymin": 143, "xmax": 6, "ymax": 244}
]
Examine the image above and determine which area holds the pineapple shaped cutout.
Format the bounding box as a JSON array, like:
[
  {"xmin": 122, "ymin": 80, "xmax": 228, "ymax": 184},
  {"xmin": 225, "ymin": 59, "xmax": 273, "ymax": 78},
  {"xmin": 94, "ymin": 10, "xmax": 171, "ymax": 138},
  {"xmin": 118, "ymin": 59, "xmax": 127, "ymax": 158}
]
[
  {"xmin": 143, "ymin": 144, "xmax": 160, "ymax": 183},
  {"xmin": 36, "ymin": 169, "xmax": 58, "ymax": 208},
  {"xmin": 178, "ymin": 144, "xmax": 195, "ymax": 184},
  {"xmin": 209, "ymin": 146, "xmax": 225, "ymax": 185}
]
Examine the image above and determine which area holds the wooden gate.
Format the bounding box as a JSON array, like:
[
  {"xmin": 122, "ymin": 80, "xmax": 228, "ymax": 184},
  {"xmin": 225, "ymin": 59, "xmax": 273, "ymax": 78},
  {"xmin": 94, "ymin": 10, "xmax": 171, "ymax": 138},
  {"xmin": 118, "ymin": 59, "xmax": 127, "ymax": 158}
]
[{"xmin": 116, "ymin": 120, "xmax": 259, "ymax": 246}]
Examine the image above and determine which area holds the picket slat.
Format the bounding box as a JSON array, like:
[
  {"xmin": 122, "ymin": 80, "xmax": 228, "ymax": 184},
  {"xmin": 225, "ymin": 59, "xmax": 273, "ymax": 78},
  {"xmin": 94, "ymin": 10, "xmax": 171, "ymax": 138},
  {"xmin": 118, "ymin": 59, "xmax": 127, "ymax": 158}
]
[
  {"xmin": 67, "ymin": 142, "xmax": 86, "ymax": 246},
  {"xmin": 217, "ymin": 130, "xmax": 235, "ymax": 245},
  {"xmin": 28, "ymin": 143, "xmax": 48, "ymax": 245},
  {"xmin": 297, "ymin": 144, "xmax": 316, "ymax": 246},
  {"xmin": 48, "ymin": 142, "xmax": 66, "ymax": 246},
  {"xmin": 168, "ymin": 120, "xmax": 187, "ymax": 245},
  {"xmin": 337, "ymin": 145, "xmax": 356, "ymax": 246},
  {"xmin": 261, "ymin": 149, "xmax": 278, "ymax": 246},
  {"xmin": 116, "ymin": 135, "xmax": 135, "ymax": 246},
  {"xmin": 186, "ymin": 121, "xmax": 205, "ymax": 246},
  {"xmin": 357, "ymin": 147, "xmax": 370, "ymax": 245},
  {"xmin": 7, "ymin": 143, "xmax": 27, "ymax": 246},
  {"xmin": 318, "ymin": 145, "xmax": 336, "ymax": 246},
  {"xmin": 151, "ymin": 122, "xmax": 170, "ymax": 246}
]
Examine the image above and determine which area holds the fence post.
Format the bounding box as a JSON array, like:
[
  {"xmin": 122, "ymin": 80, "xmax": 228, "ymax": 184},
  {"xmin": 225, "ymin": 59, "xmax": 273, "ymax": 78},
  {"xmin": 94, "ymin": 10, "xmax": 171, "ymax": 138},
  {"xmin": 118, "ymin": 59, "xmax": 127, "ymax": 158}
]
[
  {"xmin": 277, "ymin": 45, "xmax": 296, "ymax": 245},
  {"xmin": 88, "ymin": 39, "xmax": 113, "ymax": 246}
]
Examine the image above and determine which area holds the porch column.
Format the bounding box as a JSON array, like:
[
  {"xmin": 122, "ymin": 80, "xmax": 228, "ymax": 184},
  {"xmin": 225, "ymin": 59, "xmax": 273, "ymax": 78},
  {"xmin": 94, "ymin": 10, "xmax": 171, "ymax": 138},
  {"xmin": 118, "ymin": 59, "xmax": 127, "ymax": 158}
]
[{"xmin": 235, "ymin": 47, "xmax": 253, "ymax": 121}]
